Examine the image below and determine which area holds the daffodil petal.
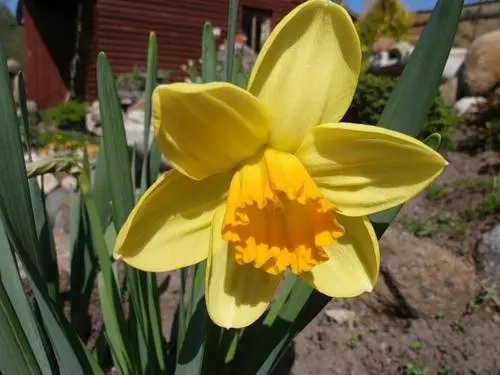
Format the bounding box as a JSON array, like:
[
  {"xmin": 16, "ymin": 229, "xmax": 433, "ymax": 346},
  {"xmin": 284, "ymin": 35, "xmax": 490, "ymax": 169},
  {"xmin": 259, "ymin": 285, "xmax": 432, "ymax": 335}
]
[
  {"xmin": 114, "ymin": 170, "xmax": 230, "ymax": 272},
  {"xmin": 300, "ymin": 214, "xmax": 379, "ymax": 297},
  {"xmin": 296, "ymin": 123, "xmax": 448, "ymax": 217},
  {"xmin": 206, "ymin": 207, "xmax": 282, "ymax": 328},
  {"xmin": 152, "ymin": 82, "xmax": 270, "ymax": 180},
  {"xmin": 247, "ymin": 0, "xmax": 361, "ymax": 153}
]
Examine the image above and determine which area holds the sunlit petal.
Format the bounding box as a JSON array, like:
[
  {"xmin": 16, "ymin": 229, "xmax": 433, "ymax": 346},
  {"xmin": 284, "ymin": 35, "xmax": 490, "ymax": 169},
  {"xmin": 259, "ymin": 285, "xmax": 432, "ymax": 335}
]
[
  {"xmin": 296, "ymin": 123, "xmax": 447, "ymax": 216},
  {"xmin": 114, "ymin": 170, "xmax": 230, "ymax": 272},
  {"xmin": 247, "ymin": 0, "xmax": 361, "ymax": 152},
  {"xmin": 300, "ymin": 214, "xmax": 379, "ymax": 297},
  {"xmin": 153, "ymin": 82, "xmax": 270, "ymax": 180},
  {"xmin": 206, "ymin": 207, "xmax": 282, "ymax": 328}
]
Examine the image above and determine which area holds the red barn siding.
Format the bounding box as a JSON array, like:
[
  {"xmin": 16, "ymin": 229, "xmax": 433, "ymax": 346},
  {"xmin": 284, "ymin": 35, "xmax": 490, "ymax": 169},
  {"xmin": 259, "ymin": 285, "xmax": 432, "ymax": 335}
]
[
  {"xmin": 23, "ymin": 0, "xmax": 79, "ymax": 108},
  {"xmin": 86, "ymin": 0, "xmax": 301, "ymax": 101}
]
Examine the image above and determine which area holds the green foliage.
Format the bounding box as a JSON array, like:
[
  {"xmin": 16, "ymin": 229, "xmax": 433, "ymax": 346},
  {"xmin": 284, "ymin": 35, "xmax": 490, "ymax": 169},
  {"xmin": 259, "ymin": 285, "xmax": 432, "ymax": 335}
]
[
  {"xmin": 357, "ymin": 0, "xmax": 413, "ymax": 48},
  {"xmin": 0, "ymin": 4, "xmax": 23, "ymax": 62},
  {"xmin": 41, "ymin": 101, "xmax": 87, "ymax": 129},
  {"xmin": 345, "ymin": 73, "xmax": 457, "ymax": 150},
  {"xmin": 477, "ymin": 191, "xmax": 500, "ymax": 217},
  {"xmin": 459, "ymin": 99, "xmax": 500, "ymax": 153},
  {"xmin": 116, "ymin": 65, "xmax": 169, "ymax": 93},
  {"xmin": 403, "ymin": 363, "xmax": 430, "ymax": 375}
]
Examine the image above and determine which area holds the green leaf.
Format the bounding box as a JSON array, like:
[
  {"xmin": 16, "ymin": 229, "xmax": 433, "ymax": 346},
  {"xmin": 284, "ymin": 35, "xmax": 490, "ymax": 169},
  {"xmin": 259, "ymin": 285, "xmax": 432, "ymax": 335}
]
[
  {"xmin": 0, "ymin": 43, "xmax": 42, "ymax": 280},
  {"xmin": 79, "ymin": 172, "xmax": 138, "ymax": 373},
  {"xmin": 423, "ymin": 132, "xmax": 442, "ymax": 150},
  {"xmin": 202, "ymin": 23, "xmax": 217, "ymax": 83},
  {"xmin": 0, "ymin": 220, "xmax": 54, "ymax": 374},
  {"xmin": 98, "ymin": 52, "xmax": 165, "ymax": 374},
  {"xmin": 92, "ymin": 139, "xmax": 112, "ymax": 228},
  {"xmin": 174, "ymin": 262, "xmax": 207, "ymax": 375},
  {"xmin": 29, "ymin": 179, "xmax": 59, "ymax": 302},
  {"xmin": 70, "ymin": 194, "xmax": 97, "ymax": 339},
  {"xmin": 0, "ymin": 43, "xmax": 97, "ymax": 375},
  {"xmin": 371, "ymin": 0, "xmax": 463, "ymax": 234},
  {"xmin": 97, "ymin": 53, "xmax": 135, "ymax": 230},
  {"xmin": 0, "ymin": 280, "xmax": 41, "ymax": 375},
  {"xmin": 224, "ymin": 0, "xmax": 239, "ymax": 82},
  {"xmin": 148, "ymin": 139, "xmax": 162, "ymax": 185},
  {"xmin": 140, "ymin": 32, "xmax": 158, "ymax": 193},
  {"xmin": 17, "ymin": 72, "xmax": 33, "ymax": 157}
]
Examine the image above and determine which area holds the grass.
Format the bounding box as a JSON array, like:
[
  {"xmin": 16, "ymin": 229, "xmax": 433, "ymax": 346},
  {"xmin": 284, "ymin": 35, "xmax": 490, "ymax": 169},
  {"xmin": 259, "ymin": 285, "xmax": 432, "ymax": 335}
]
[
  {"xmin": 466, "ymin": 291, "xmax": 491, "ymax": 314},
  {"xmin": 410, "ymin": 339, "xmax": 424, "ymax": 353},
  {"xmin": 347, "ymin": 332, "xmax": 363, "ymax": 349},
  {"xmin": 400, "ymin": 176, "xmax": 498, "ymax": 239},
  {"xmin": 439, "ymin": 363, "xmax": 453, "ymax": 375},
  {"xmin": 403, "ymin": 363, "xmax": 429, "ymax": 375}
]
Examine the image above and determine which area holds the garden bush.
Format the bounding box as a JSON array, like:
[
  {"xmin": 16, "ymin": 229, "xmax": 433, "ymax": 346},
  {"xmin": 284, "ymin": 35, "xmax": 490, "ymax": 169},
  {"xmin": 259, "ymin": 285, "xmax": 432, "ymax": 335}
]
[
  {"xmin": 41, "ymin": 100, "xmax": 87, "ymax": 130},
  {"xmin": 344, "ymin": 73, "xmax": 458, "ymax": 150}
]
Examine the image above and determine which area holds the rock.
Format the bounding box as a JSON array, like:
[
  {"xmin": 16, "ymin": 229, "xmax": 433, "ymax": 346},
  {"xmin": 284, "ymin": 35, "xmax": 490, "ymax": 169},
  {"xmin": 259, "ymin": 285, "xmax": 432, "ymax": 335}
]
[
  {"xmin": 463, "ymin": 29, "xmax": 500, "ymax": 98},
  {"xmin": 86, "ymin": 100, "xmax": 101, "ymax": 135},
  {"xmin": 454, "ymin": 96, "xmax": 487, "ymax": 118},
  {"xmin": 475, "ymin": 224, "xmax": 500, "ymax": 304},
  {"xmin": 12, "ymin": 72, "xmax": 19, "ymax": 105},
  {"xmin": 439, "ymin": 77, "xmax": 458, "ymax": 104},
  {"xmin": 45, "ymin": 188, "xmax": 70, "ymax": 228},
  {"xmin": 7, "ymin": 59, "xmax": 21, "ymax": 74},
  {"xmin": 373, "ymin": 227, "xmax": 478, "ymax": 318},
  {"xmin": 368, "ymin": 41, "xmax": 414, "ymax": 76},
  {"xmin": 369, "ymin": 41, "xmax": 466, "ymax": 81},
  {"xmin": 123, "ymin": 108, "xmax": 154, "ymax": 154},
  {"xmin": 443, "ymin": 48, "xmax": 467, "ymax": 81},
  {"xmin": 324, "ymin": 308, "xmax": 357, "ymax": 325},
  {"xmin": 60, "ymin": 175, "xmax": 77, "ymax": 191},
  {"xmin": 25, "ymin": 100, "xmax": 38, "ymax": 115},
  {"xmin": 38, "ymin": 173, "xmax": 59, "ymax": 195},
  {"xmin": 118, "ymin": 90, "xmax": 142, "ymax": 108}
]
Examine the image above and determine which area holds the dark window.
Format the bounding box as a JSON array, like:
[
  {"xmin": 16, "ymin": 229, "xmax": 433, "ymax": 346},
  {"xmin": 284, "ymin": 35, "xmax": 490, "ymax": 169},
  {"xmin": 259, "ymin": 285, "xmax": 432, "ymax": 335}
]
[{"xmin": 242, "ymin": 6, "xmax": 272, "ymax": 53}]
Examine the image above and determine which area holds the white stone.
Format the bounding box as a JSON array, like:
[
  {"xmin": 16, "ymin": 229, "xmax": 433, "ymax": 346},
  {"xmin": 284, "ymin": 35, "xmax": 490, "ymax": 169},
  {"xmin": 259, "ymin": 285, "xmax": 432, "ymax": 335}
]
[
  {"xmin": 37, "ymin": 173, "xmax": 59, "ymax": 195},
  {"xmin": 324, "ymin": 308, "xmax": 357, "ymax": 324},
  {"xmin": 453, "ymin": 96, "xmax": 487, "ymax": 117},
  {"xmin": 86, "ymin": 101, "xmax": 102, "ymax": 135},
  {"xmin": 60, "ymin": 175, "xmax": 78, "ymax": 191},
  {"xmin": 123, "ymin": 108, "xmax": 154, "ymax": 154},
  {"xmin": 443, "ymin": 48, "xmax": 467, "ymax": 81},
  {"xmin": 25, "ymin": 100, "xmax": 38, "ymax": 115},
  {"xmin": 7, "ymin": 59, "xmax": 21, "ymax": 74}
]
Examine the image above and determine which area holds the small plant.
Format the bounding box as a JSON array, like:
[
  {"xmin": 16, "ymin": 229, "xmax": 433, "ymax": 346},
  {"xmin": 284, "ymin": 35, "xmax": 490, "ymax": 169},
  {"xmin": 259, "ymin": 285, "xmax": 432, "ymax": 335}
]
[
  {"xmin": 368, "ymin": 324, "xmax": 380, "ymax": 334},
  {"xmin": 451, "ymin": 319, "xmax": 465, "ymax": 332},
  {"xmin": 403, "ymin": 363, "xmax": 430, "ymax": 375},
  {"xmin": 439, "ymin": 363, "xmax": 453, "ymax": 375},
  {"xmin": 41, "ymin": 100, "xmax": 87, "ymax": 130},
  {"xmin": 435, "ymin": 312, "xmax": 449, "ymax": 320},
  {"xmin": 466, "ymin": 291, "xmax": 491, "ymax": 314},
  {"xmin": 426, "ymin": 185, "xmax": 445, "ymax": 201},
  {"xmin": 347, "ymin": 332, "xmax": 363, "ymax": 349},
  {"xmin": 410, "ymin": 339, "xmax": 424, "ymax": 353},
  {"xmin": 399, "ymin": 216, "xmax": 439, "ymax": 237},
  {"xmin": 477, "ymin": 191, "xmax": 500, "ymax": 217},
  {"xmin": 446, "ymin": 221, "xmax": 468, "ymax": 239}
]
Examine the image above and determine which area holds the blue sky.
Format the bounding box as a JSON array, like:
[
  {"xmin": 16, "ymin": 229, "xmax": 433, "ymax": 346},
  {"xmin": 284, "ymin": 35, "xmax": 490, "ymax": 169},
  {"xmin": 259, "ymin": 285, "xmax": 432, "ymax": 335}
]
[
  {"xmin": 1, "ymin": 0, "xmax": 17, "ymax": 14},
  {"xmin": 345, "ymin": 0, "xmax": 477, "ymax": 13}
]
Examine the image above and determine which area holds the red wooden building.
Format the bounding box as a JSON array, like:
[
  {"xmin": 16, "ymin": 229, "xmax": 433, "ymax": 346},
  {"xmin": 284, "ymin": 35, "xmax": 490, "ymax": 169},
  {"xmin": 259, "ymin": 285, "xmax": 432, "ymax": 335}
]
[{"xmin": 23, "ymin": 0, "xmax": 310, "ymax": 108}]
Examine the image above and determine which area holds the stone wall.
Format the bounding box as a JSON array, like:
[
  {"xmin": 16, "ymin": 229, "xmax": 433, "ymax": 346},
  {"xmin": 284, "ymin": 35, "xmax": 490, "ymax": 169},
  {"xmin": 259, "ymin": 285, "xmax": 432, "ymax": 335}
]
[{"xmin": 409, "ymin": 1, "xmax": 500, "ymax": 48}]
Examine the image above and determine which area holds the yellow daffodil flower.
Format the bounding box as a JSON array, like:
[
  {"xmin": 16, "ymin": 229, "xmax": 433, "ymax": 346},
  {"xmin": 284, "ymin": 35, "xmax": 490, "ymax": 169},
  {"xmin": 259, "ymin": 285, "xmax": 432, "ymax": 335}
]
[{"xmin": 114, "ymin": 0, "xmax": 447, "ymax": 328}]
